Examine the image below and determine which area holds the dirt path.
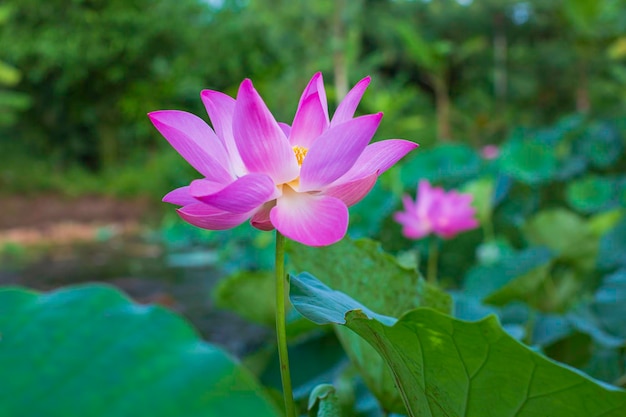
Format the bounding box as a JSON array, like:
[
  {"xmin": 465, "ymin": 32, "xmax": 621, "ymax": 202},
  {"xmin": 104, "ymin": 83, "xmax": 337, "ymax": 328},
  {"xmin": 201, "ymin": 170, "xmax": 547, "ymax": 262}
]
[
  {"xmin": 0, "ymin": 194, "xmax": 154, "ymax": 230},
  {"xmin": 0, "ymin": 194, "xmax": 159, "ymax": 246}
]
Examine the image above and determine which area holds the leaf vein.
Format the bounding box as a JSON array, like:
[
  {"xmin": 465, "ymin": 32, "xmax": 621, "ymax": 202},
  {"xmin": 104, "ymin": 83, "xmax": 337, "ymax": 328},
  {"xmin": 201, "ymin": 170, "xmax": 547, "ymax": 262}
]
[
  {"xmin": 413, "ymin": 326, "xmax": 438, "ymax": 417},
  {"xmin": 449, "ymin": 324, "xmax": 471, "ymax": 416},
  {"xmin": 527, "ymin": 380, "xmax": 586, "ymax": 400},
  {"xmin": 594, "ymin": 400, "xmax": 626, "ymax": 417},
  {"xmin": 511, "ymin": 355, "xmax": 536, "ymax": 416}
]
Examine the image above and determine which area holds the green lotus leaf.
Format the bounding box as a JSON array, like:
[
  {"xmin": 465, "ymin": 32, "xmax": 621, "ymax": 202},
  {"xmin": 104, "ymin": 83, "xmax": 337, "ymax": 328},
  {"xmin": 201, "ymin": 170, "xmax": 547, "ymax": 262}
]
[
  {"xmin": 499, "ymin": 139, "xmax": 558, "ymax": 184},
  {"xmin": 598, "ymin": 218, "xmax": 626, "ymax": 270},
  {"xmin": 592, "ymin": 269, "xmax": 626, "ymax": 339},
  {"xmin": 0, "ymin": 285, "xmax": 281, "ymax": 417},
  {"xmin": 464, "ymin": 246, "xmax": 553, "ymax": 301},
  {"xmin": 574, "ymin": 122, "xmax": 623, "ymax": 169},
  {"xmin": 288, "ymin": 237, "xmax": 451, "ymax": 414},
  {"xmin": 566, "ymin": 175, "xmax": 616, "ymax": 213},
  {"xmin": 213, "ymin": 269, "xmax": 277, "ymax": 326},
  {"xmin": 522, "ymin": 208, "xmax": 598, "ymax": 271},
  {"xmin": 400, "ymin": 143, "xmax": 481, "ymax": 188},
  {"xmin": 290, "ymin": 273, "xmax": 626, "ymax": 417}
]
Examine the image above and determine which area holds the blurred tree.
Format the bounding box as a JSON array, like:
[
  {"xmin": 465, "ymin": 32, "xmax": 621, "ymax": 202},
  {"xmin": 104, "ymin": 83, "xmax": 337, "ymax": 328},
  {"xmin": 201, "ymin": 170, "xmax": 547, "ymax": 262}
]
[
  {"xmin": 0, "ymin": 5, "xmax": 30, "ymax": 128},
  {"xmin": 240, "ymin": 0, "xmax": 366, "ymax": 118},
  {"xmin": 1, "ymin": 0, "xmax": 625, "ymax": 179},
  {"xmin": 0, "ymin": 0, "xmax": 221, "ymax": 169},
  {"xmin": 558, "ymin": 0, "xmax": 626, "ymax": 113},
  {"xmin": 392, "ymin": 20, "xmax": 486, "ymax": 141},
  {"xmin": 366, "ymin": 0, "xmax": 487, "ymax": 142}
]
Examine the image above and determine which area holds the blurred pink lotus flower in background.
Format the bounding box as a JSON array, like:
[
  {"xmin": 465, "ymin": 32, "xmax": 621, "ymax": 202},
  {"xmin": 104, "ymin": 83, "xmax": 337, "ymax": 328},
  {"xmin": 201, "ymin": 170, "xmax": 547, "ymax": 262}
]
[
  {"xmin": 394, "ymin": 180, "xmax": 479, "ymax": 240},
  {"xmin": 149, "ymin": 73, "xmax": 417, "ymax": 246},
  {"xmin": 480, "ymin": 144, "xmax": 500, "ymax": 160}
]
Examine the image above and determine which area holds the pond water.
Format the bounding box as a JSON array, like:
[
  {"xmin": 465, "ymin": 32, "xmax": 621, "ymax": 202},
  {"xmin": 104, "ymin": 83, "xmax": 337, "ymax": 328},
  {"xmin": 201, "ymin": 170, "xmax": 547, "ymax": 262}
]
[{"xmin": 0, "ymin": 234, "xmax": 271, "ymax": 357}]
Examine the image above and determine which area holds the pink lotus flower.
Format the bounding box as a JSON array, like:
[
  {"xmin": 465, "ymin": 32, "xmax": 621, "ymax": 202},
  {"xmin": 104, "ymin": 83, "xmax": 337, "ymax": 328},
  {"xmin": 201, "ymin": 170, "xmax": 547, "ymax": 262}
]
[
  {"xmin": 480, "ymin": 144, "xmax": 500, "ymax": 160},
  {"xmin": 394, "ymin": 180, "xmax": 478, "ymax": 239},
  {"xmin": 149, "ymin": 73, "xmax": 417, "ymax": 246}
]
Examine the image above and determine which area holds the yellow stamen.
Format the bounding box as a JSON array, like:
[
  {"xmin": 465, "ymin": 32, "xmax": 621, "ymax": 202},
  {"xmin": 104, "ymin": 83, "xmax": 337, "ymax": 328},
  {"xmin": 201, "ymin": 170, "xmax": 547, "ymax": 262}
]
[{"xmin": 292, "ymin": 146, "xmax": 308, "ymax": 166}]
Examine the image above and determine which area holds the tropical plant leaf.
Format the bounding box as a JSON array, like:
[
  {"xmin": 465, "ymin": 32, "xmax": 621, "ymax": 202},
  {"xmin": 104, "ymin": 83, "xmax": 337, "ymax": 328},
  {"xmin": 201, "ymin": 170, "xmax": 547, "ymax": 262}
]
[
  {"xmin": 483, "ymin": 257, "xmax": 553, "ymax": 307},
  {"xmin": 566, "ymin": 175, "xmax": 617, "ymax": 214},
  {"xmin": 288, "ymin": 237, "xmax": 451, "ymax": 414},
  {"xmin": 0, "ymin": 285, "xmax": 281, "ymax": 417},
  {"xmin": 287, "ymin": 237, "xmax": 451, "ymax": 321},
  {"xmin": 213, "ymin": 269, "xmax": 278, "ymax": 326},
  {"xmin": 588, "ymin": 209, "xmax": 624, "ymax": 237},
  {"xmin": 400, "ymin": 144, "xmax": 481, "ymax": 189},
  {"xmin": 290, "ymin": 273, "xmax": 626, "ymax": 417},
  {"xmin": 464, "ymin": 246, "xmax": 554, "ymax": 302},
  {"xmin": 592, "ymin": 268, "xmax": 626, "ymax": 339},
  {"xmin": 574, "ymin": 122, "xmax": 623, "ymax": 169},
  {"xmin": 499, "ymin": 138, "xmax": 558, "ymax": 184},
  {"xmin": 598, "ymin": 218, "xmax": 626, "ymax": 270},
  {"xmin": 522, "ymin": 208, "xmax": 598, "ymax": 271}
]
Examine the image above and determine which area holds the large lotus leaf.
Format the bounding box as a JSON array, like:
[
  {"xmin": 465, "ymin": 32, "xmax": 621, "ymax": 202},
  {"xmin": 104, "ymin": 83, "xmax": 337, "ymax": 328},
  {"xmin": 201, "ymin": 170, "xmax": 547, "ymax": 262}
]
[
  {"xmin": 464, "ymin": 246, "xmax": 554, "ymax": 300},
  {"xmin": 474, "ymin": 254, "xmax": 583, "ymax": 314},
  {"xmin": 212, "ymin": 269, "xmax": 318, "ymax": 339},
  {"xmin": 588, "ymin": 209, "xmax": 624, "ymax": 237},
  {"xmin": 597, "ymin": 218, "xmax": 626, "ymax": 270},
  {"xmin": 522, "ymin": 208, "xmax": 598, "ymax": 271},
  {"xmin": 574, "ymin": 122, "xmax": 623, "ymax": 169},
  {"xmin": 290, "ymin": 273, "xmax": 626, "ymax": 417},
  {"xmin": 483, "ymin": 256, "xmax": 553, "ymax": 308},
  {"xmin": 287, "ymin": 238, "xmax": 451, "ymax": 414},
  {"xmin": 0, "ymin": 285, "xmax": 281, "ymax": 417},
  {"xmin": 287, "ymin": 237, "xmax": 451, "ymax": 321},
  {"xmin": 213, "ymin": 269, "xmax": 278, "ymax": 326},
  {"xmin": 566, "ymin": 175, "xmax": 617, "ymax": 214},
  {"xmin": 400, "ymin": 143, "xmax": 481, "ymax": 188},
  {"xmin": 567, "ymin": 305, "xmax": 625, "ymax": 349},
  {"xmin": 592, "ymin": 269, "xmax": 626, "ymax": 339},
  {"xmin": 499, "ymin": 138, "xmax": 558, "ymax": 184}
]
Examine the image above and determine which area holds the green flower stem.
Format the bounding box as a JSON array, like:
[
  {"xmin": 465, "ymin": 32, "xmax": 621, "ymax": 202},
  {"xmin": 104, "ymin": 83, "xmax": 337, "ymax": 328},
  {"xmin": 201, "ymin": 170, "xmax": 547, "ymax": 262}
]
[
  {"xmin": 427, "ymin": 237, "xmax": 439, "ymax": 285},
  {"xmin": 275, "ymin": 231, "xmax": 296, "ymax": 417}
]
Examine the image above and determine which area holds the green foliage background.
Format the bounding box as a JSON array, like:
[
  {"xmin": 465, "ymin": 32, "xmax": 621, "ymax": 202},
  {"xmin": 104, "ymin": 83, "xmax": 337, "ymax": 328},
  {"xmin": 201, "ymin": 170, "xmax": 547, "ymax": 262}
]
[
  {"xmin": 1, "ymin": 0, "xmax": 625, "ymax": 196},
  {"xmin": 2, "ymin": 1, "xmax": 626, "ymax": 415}
]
